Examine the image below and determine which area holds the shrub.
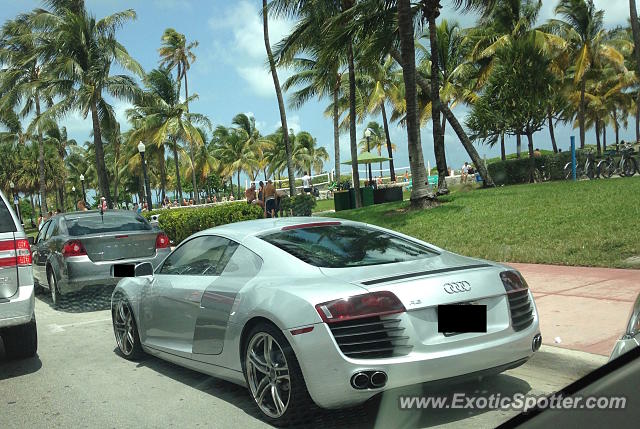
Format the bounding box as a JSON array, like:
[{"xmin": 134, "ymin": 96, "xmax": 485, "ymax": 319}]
[
  {"xmin": 487, "ymin": 151, "xmax": 587, "ymax": 185},
  {"xmin": 279, "ymin": 193, "xmax": 317, "ymax": 216},
  {"xmin": 143, "ymin": 202, "xmax": 264, "ymax": 244}
]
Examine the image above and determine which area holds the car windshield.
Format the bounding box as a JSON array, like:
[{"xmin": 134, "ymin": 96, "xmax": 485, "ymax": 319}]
[
  {"xmin": 261, "ymin": 224, "xmax": 436, "ymax": 268},
  {"xmin": 65, "ymin": 213, "xmax": 151, "ymax": 236}
]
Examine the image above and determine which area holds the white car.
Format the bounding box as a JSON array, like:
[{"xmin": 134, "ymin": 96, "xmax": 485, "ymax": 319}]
[
  {"xmin": 111, "ymin": 217, "xmax": 541, "ymax": 425},
  {"xmin": 0, "ymin": 190, "xmax": 37, "ymax": 359}
]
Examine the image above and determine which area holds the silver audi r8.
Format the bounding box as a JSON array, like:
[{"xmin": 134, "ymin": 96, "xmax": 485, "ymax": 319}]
[{"xmin": 111, "ymin": 217, "xmax": 541, "ymax": 425}]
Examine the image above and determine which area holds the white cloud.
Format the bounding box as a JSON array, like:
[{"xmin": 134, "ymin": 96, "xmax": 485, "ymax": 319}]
[
  {"xmin": 207, "ymin": 0, "xmax": 294, "ymax": 98},
  {"xmin": 273, "ymin": 114, "xmax": 301, "ymax": 134}
]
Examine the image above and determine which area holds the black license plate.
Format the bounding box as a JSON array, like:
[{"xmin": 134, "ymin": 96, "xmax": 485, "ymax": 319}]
[{"xmin": 437, "ymin": 304, "xmax": 487, "ymax": 335}]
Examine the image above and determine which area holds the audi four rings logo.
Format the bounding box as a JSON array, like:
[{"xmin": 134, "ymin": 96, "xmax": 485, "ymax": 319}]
[{"xmin": 443, "ymin": 281, "xmax": 471, "ymax": 294}]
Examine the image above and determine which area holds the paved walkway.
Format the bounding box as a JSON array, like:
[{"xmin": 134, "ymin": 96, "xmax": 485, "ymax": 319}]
[{"xmin": 509, "ymin": 263, "xmax": 640, "ymax": 356}]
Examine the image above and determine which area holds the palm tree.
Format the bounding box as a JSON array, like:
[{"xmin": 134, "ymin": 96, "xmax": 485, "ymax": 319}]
[
  {"xmin": 263, "ymin": 0, "xmax": 296, "ymax": 196},
  {"xmin": 0, "ymin": 13, "xmax": 51, "ymax": 212},
  {"xmin": 552, "ymin": 0, "xmax": 626, "ymax": 148},
  {"xmin": 211, "ymin": 125, "xmax": 253, "ymax": 200},
  {"xmin": 358, "ymin": 122, "xmax": 396, "ymax": 175},
  {"xmin": 629, "ymin": 0, "xmax": 640, "ymax": 82},
  {"xmin": 127, "ymin": 68, "xmax": 210, "ymax": 205},
  {"xmin": 43, "ymin": 123, "xmax": 76, "ymax": 211},
  {"xmin": 34, "ymin": 1, "xmax": 144, "ymax": 208},
  {"xmin": 158, "ymin": 28, "xmax": 201, "ymax": 202},
  {"xmin": 293, "ymin": 131, "xmax": 329, "ymax": 175}
]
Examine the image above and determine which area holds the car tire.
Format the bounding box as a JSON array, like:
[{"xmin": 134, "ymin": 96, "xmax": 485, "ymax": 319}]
[
  {"xmin": 2, "ymin": 316, "xmax": 38, "ymax": 359},
  {"xmin": 33, "ymin": 279, "xmax": 46, "ymax": 295},
  {"xmin": 112, "ymin": 296, "xmax": 144, "ymax": 360},
  {"xmin": 242, "ymin": 322, "xmax": 317, "ymax": 426},
  {"xmin": 48, "ymin": 269, "xmax": 62, "ymax": 307}
]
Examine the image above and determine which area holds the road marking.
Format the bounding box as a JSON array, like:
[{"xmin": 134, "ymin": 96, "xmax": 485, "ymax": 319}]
[{"xmin": 49, "ymin": 317, "xmax": 111, "ymax": 333}]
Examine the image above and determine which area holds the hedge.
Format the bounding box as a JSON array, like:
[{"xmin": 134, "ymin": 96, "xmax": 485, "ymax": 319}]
[
  {"xmin": 487, "ymin": 151, "xmax": 588, "ymax": 186},
  {"xmin": 279, "ymin": 193, "xmax": 317, "ymax": 216},
  {"xmin": 142, "ymin": 202, "xmax": 264, "ymax": 244}
]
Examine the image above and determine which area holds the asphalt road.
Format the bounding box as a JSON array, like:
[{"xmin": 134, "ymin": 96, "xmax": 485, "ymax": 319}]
[{"xmin": 0, "ymin": 287, "xmax": 607, "ymax": 429}]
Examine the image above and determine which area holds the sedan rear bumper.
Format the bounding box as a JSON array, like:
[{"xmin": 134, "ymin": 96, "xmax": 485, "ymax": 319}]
[
  {"xmin": 286, "ymin": 318, "xmax": 540, "ymax": 409},
  {"xmin": 56, "ymin": 248, "xmax": 170, "ymax": 294}
]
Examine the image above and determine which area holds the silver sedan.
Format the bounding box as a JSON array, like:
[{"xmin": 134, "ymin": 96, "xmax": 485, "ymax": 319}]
[
  {"xmin": 111, "ymin": 217, "xmax": 541, "ymax": 425},
  {"xmin": 32, "ymin": 210, "xmax": 171, "ymax": 306},
  {"xmin": 609, "ymin": 292, "xmax": 640, "ymax": 361}
]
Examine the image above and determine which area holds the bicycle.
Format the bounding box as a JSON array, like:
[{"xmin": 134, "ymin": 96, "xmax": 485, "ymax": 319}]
[
  {"xmin": 619, "ymin": 143, "xmax": 638, "ymax": 177},
  {"xmin": 533, "ymin": 162, "xmax": 550, "ymax": 182},
  {"xmin": 596, "ymin": 150, "xmax": 618, "ymax": 178},
  {"xmin": 564, "ymin": 149, "xmax": 596, "ymax": 180}
]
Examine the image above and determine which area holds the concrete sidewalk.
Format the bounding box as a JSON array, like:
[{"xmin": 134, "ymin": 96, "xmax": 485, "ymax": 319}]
[{"xmin": 509, "ymin": 263, "xmax": 640, "ymax": 357}]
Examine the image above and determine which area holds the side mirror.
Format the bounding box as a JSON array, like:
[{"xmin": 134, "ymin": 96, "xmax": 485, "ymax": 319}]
[
  {"xmin": 28, "ymin": 237, "xmax": 35, "ymax": 245},
  {"xmin": 112, "ymin": 262, "xmax": 154, "ymax": 278}
]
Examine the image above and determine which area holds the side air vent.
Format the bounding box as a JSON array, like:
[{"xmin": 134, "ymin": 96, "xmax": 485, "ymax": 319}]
[
  {"xmin": 328, "ymin": 316, "xmax": 412, "ymax": 359},
  {"xmin": 507, "ymin": 290, "xmax": 534, "ymax": 331}
]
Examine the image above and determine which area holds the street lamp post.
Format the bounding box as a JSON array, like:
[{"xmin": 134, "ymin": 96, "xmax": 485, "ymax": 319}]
[
  {"xmin": 79, "ymin": 174, "xmax": 87, "ymax": 207},
  {"xmin": 72, "ymin": 186, "xmax": 77, "ymax": 210},
  {"xmin": 9, "ymin": 181, "xmax": 21, "ymax": 224},
  {"xmin": 138, "ymin": 141, "xmax": 153, "ymax": 211},
  {"xmin": 364, "ymin": 129, "xmax": 373, "ymax": 185}
]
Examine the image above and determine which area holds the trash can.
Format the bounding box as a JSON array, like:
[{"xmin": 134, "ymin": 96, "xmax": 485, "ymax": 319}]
[
  {"xmin": 361, "ymin": 187, "xmax": 374, "ymax": 206},
  {"xmin": 333, "ymin": 190, "xmax": 351, "ymax": 211}
]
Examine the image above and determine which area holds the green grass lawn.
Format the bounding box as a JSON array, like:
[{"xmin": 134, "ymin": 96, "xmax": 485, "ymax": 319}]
[{"xmin": 324, "ymin": 178, "xmax": 640, "ymax": 268}]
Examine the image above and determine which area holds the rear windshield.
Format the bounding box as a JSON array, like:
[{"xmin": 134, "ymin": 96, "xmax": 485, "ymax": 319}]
[
  {"xmin": 65, "ymin": 213, "xmax": 152, "ymax": 236},
  {"xmin": 260, "ymin": 224, "xmax": 436, "ymax": 268},
  {"xmin": 0, "ymin": 198, "xmax": 17, "ymax": 233}
]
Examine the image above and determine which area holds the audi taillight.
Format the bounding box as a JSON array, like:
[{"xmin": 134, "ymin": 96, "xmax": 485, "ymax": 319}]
[
  {"xmin": 315, "ymin": 291, "xmax": 406, "ymax": 323},
  {"xmin": 0, "ymin": 239, "xmax": 32, "ymax": 267},
  {"xmin": 155, "ymin": 232, "xmax": 170, "ymax": 249},
  {"xmin": 500, "ymin": 270, "xmax": 528, "ymax": 293},
  {"xmin": 62, "ymin": 240, "xmax": 87, "ymax": 258}
]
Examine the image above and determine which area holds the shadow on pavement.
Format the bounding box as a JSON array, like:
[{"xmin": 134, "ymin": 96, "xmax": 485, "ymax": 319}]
[
  {"xmin": 35, "ymin": 284, "xmax": 114, "ymax": 313},
  {"xmin": 0, "ymin": 340, "xmax": 43, "ymax": 380},
  {"xmin": 125, "ymin": 348, "xmax": 532, "ymax": 428}
]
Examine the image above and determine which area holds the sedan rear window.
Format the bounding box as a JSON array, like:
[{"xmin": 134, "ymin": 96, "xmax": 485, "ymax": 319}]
[
  {"xmin": 0, "ymin": 198, "xmax": 17, "ymax": 233},
  {"xmin": 260, "ymin": 224, "xmax": 436, "ymax": 268},
  {"xmin": 65, "ymin": 213, "xmax": 152, "ymax": 236}
]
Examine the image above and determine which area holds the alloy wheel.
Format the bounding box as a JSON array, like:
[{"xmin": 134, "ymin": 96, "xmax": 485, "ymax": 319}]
[
  {"xmin": 245, "ymin": 332, "xmax": 291, "ymax": 419},
  {"xmin": 48, "ymin": 271, "xmax": 58, "ymax": 305},
  {"xmin": 114, "ymin": 300, "xmax": 136, "ymax": 356}
]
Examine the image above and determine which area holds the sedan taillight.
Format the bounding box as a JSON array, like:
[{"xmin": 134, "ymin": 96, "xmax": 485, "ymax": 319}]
[
  {"xmin": 62, "ymin": 240, "xmax": 87, "ymax": 258},
  {"xmin": 155, "ymin": 232, "xmax": 170, "ymax": 249},
  {"xmin": 500, "ymin": 270, "xmax": 529, "ymax": 293},
  {"xmin": 0, "ymin": 239, "xmax": 32, "ymax": 267},
  {"xmin": 315, "ymin": 291, "xmax": 406, "ymax": 323}
]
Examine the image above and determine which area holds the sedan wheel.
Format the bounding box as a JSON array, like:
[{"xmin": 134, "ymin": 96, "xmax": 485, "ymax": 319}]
[
  {"xmin": 112, "ymin": 298, "xmax": 143, "ymax": 360},
  {"xmin": 48, "ymin": 270, "xmax": 60, "ymax": 306},
  {"xmin": 243, "ymin": 323, "xmax": 315, "ymax": 426}
]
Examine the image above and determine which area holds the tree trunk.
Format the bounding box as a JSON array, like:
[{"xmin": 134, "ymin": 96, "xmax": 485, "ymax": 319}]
[
  {"xmin": 602, "ymin": 121, "xmax": 607, "ymax": 152},
  {"xmin": 579, "ymin": 78, "xmax": 586, "ymax": 148},
  {"xmin": 263, "ymin": 0, "xmax": 296, "ymax": 196},
  {"xmin": 57, "ymin": 184, "xmax": 64, "ymax": 212},
  {"xmin": 333, "ymin": 74, "xmax": 341, "ymax": 182},
  {"xmin": 636, "ymin": 94, "xmax": 640, "ymax": 143},
  {"xmin": 500, "ymin": 133, "xmax": 506, "ymax": 161},
  {"xmin": 629, "ymin": 0, "xmax": 640, "ymax": 84},
  {"xmin": 159, "ymin": 148, "xmax": 167, "ymax": 203},
  {"xmin": 440, "ymin": 104, "xmax": 494, "ymax": 186},
  {"xmin": 90, "ymin": 98, "xmax": 113, "ymax": 208},
  {"xmin": 35, "ymin": 94, "xmax": 47, "ymax": 213},
  {"xmin": 595, "ymin": 119, "xmax": 601, "ymax": 156},
  {"xmin": 391, "ymin": 47, "xmax": 493, "ymax": 187},
  {"xmin": 548, "ymin": 110, "xmax": 558, "ymax": 153},
  {"xmin": 237, "ymin": 169, "xmax": 241, "ymax": 200},
  {"xmin": 613, "ymin": 109, "xmax": 619, "ymax": 146},
  {"xmin": 426, "ymin": 6, "xmax": 447, "ymax": 195},
  {"xmin": 380, "ymin": 101, "xmax": 396, "ymax": 181},
  {"xmin": 172, "ymin": 137, "xmax": 183, "ymax": 202},
  {"xmin": 398, "ymin": 0, "xmax": 433, "ymax": 207},
  {"xmin": 347, "ymin": 41, "xmax": 362, "ymax": 207},
  {"xmin": 189, "ymin": 152, "xmax": 199, "ymax": 204},
  {"xmin": 516, "ymin": 134, "xmax": 522, "ymax": 158},
  {"xmin": 526, "ymin": 128, "xmax": 535, "ymax": 182}
]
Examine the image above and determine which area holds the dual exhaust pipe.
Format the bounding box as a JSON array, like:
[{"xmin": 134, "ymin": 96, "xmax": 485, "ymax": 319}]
[
  {"xmin": 532, "ymin": 334, "xmax": 542, "ymax": 352},
  {"xmin": 351, "ymin": 370, "xmax": 388, "ymax": 390}
]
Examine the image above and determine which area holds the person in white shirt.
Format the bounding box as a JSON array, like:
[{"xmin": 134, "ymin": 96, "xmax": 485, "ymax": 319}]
[
  {"xmin": 302, "ymin": 172, "xmax": 311, "ymax": 193},
  {"xmin": 461, "ymin": 162, "xmax": 470, "ymax": 183}
]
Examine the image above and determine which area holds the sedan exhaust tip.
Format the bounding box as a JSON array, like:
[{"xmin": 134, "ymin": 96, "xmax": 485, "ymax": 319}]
[
  {"xmin": 351, "ymin": 372, "xmax": 370, "ymax": 390},
  {"xmin": 370, "ymin": 371, "xmax": 388, "ymax": 388},
  {"xmin": 532, "ymin": 334, "xmax": 542, "ymax": 352}
]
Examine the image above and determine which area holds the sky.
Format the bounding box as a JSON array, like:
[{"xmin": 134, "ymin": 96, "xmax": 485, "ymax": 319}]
[{"xmin": 0, "ymin": 0, "xmax": 636, "ymax": 186}]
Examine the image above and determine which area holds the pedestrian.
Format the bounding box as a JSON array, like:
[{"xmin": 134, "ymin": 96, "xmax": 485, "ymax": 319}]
[
  {"xmin": 229, "ymin": 194, "xmax": 235, "ymax": 201},
  {"xmin": 461, "ymin": 162, "xmax": 470, "ymax": 183},
  {"xmin": 245, "ymin": 183, "xmax": 257, "ymax": 204},
  {"xmin": 212, "ymin": 195, "xmax": 217, "ymax": 203},
  {"xmin": 302, "ymin": 171, "xmax": 311, "ymax": 194},
  {"xmin": 263, "ymin": 179, "xmax": 277, "ymax": 218},
  {"xmin": 534, "ymin": 148, "xmax": 542, "ymax": 158}
]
